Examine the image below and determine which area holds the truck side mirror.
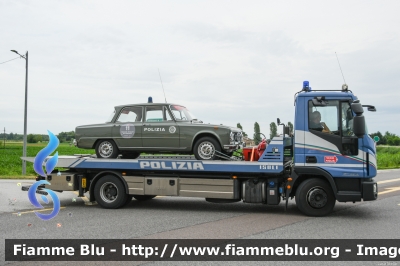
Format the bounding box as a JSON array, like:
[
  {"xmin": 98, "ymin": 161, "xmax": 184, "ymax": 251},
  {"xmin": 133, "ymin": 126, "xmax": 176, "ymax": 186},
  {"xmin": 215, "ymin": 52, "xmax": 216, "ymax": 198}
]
[
  {"xmin": 351, "ymin": 102, "xmax": 365, "ymax": 138},
  {"xmin": 353, "ymin": 116, "xmax": 365, "ymax": 138},
  {"xmin": 351, "ymin": 102, "xmax": 364, "ymax": 115}
]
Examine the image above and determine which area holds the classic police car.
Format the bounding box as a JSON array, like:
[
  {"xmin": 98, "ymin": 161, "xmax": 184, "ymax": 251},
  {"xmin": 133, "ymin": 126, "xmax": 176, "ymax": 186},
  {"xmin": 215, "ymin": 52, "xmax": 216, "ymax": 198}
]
[{"xmin": 75, "ymin": 101, "xmax": 243, "ymax": 160}]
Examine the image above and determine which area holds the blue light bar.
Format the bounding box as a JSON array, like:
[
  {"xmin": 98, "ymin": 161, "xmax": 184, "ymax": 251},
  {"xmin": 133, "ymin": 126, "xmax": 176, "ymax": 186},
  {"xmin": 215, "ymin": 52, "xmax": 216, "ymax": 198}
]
[{"xmin": 303, "ymin": 81, "xmax": 311, "ymax": 92}]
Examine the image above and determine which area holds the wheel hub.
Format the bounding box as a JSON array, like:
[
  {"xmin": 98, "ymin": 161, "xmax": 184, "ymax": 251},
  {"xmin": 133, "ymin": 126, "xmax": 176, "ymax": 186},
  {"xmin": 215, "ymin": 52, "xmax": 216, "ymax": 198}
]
[
  {"xmin": 307, "ymin": 187, "xmax": 328, "ymax": 208},
  {"xmin": 99, "ymin": 142, "xmax": 113, "ymax": 157},
  {"xmin": 198, "ymin": 142, "xmax": 215, "ymax": 159},
  {"xmin": 100, "ymin": 182, "xmax": 118, "ymax": 203}
]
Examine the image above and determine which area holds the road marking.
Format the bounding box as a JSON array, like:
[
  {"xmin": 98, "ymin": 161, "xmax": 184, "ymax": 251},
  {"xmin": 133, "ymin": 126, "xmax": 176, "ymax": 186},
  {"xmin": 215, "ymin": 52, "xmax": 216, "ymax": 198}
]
[
  {"xmin": 377, "ymin": 178, "xmax": 400, "ymax": 184},
  {"xmin": 12, "ymin": 207, "xmax": 66, "ymax": 215},
  {"xmin": 379, "ymin": 187, "xmax": 400, "ymax": 195}
]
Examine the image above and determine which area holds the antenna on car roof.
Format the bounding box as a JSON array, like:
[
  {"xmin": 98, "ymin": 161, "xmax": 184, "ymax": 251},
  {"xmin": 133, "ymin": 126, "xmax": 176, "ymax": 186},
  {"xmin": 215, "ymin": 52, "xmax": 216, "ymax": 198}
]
[
  {"xmin": 158, "ymin": 68, "xmax": 167, "ymax": 103},
  {"xmin": 335, "ymin": 52, "xmax": 348, "ymax": 91}
]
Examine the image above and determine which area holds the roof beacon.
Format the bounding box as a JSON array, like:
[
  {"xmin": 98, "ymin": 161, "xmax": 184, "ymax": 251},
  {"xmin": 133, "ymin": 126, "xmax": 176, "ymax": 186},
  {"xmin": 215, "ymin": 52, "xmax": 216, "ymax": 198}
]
[
  {"xmin": 148, "ymin": 97, "xmax": 153, "ymax": 103},
  {"xmin": 302, "ymin": 81, "xmax": 311, "ymax": 92}
]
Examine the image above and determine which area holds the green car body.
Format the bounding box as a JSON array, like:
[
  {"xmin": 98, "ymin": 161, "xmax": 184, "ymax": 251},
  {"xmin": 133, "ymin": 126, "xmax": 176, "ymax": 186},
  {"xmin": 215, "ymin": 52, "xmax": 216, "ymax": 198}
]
[{"xmin": 75, "ymin": 102, "xmax": 243, "ymax": 160}]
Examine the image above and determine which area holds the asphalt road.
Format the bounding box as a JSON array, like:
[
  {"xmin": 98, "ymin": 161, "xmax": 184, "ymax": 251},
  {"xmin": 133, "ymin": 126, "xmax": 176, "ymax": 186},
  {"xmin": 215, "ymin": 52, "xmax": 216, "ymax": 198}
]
[{"xmin": 1, "ymin": 169, "xmax": 400, "ymax": 266}]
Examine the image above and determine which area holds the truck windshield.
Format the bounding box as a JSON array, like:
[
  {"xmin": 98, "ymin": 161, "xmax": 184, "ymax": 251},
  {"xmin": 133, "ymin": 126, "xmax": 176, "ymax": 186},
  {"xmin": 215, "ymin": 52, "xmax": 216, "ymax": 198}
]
[
  {"xmin": 169, "ymin": 105, "xmax": 197, "ymax": 121},
  {"xmin": 341, "ymin": 102, "xmax": 355, "ymax": 136}
]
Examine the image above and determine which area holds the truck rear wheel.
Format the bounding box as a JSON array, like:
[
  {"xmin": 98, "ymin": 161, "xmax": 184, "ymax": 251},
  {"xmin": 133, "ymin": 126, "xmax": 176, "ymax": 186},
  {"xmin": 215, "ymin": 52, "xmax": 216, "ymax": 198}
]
[
  {"xmin": 295, "ymin": 178, "xmax": 335, "ymax": 217},
  {"xmin": 193, "ymin": 137, "xmax": 221, "ymax": 160},
  {"xmin": 94, "ymin": 175, "xmax": 127, "ymax": 209}
]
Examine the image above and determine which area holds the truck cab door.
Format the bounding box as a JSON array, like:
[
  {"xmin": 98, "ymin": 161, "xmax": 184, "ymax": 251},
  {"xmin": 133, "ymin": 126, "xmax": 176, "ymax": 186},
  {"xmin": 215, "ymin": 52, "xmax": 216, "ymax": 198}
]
[{"xmin": 304, "ymin": 99, "xmax": 363, "ymax": 176}]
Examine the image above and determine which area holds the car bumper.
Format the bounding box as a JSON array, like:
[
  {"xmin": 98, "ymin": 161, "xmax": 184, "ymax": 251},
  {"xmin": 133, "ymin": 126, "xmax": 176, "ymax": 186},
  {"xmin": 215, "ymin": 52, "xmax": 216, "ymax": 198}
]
[{"xmin": 223, "ymin": 143, "xmax": 244, "ymax": 152}]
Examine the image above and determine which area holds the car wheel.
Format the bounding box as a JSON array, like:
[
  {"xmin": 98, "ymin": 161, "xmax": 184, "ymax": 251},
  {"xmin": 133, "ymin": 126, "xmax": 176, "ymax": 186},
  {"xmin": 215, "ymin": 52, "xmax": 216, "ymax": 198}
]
[
  {"xmin": 94, "ymin": 175, "xmax": 127, "ymax": 209},
  {"xmin": 133, "ymin": 195, "xmax": 156, "ymax": 201},
  {"xmin": 193, "ymin": 137, "xmax": 221, "ymax": 160},
  {"xmin": 95, "ymin": 140, "xmax": 119, "ymax": 159},
  {"xmin": 295, "ymin": 178, "xmax": 336, "ymax": 217},
  {"xmin": 121, "ymin": 151, "xmax": 140, "ymax": 159}
]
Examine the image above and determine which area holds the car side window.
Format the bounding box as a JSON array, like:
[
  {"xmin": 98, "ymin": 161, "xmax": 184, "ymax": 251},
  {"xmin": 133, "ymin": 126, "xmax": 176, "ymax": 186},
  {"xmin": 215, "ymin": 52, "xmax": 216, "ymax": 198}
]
[
  {"xmin": 145, "ymin": 106, "xmax": 164, "ymax": 122},
  {"xmin": 116, "ymin": 107, "xmax": 143, "ymax": 122}
]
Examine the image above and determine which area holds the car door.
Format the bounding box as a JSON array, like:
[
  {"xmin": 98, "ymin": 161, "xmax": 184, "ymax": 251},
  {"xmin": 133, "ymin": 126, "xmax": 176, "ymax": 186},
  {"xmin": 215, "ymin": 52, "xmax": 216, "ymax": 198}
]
[
  {"xmin": 111, "ymin": 106, "xmax": 143, "ymax": 148},
  {"xmin": 142, "ymin": 105, "xmax": 180, "ymax": 150}
]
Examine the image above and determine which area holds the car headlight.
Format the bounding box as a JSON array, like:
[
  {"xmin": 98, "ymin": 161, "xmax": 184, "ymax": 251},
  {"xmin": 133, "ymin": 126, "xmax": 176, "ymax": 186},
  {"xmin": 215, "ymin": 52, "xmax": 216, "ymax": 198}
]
[
  {"xmin": 236, "ymin": 132, "xmax": 243, "ymax": 142},
  {"xmin": 230, "ymin": 132, "xmax": 235, "ymax": 141}
]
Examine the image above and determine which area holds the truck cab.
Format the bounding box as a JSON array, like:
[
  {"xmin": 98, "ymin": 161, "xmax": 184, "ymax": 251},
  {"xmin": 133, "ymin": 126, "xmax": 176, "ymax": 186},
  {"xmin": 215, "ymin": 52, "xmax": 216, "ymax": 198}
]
[{"xmin": 287, "ymin": 81, "xmax": 377, "ymax": 210}]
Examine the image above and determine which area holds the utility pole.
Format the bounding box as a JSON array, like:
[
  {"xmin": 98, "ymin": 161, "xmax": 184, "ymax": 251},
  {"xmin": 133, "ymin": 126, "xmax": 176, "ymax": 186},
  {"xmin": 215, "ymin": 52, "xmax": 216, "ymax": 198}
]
[
  {"xmin": 11, "ymin": 50, "xmax": 28, "ymax": 175},
  {"xmin": 3, "ymin": 127, "xmax": 5, "ymax": 149}
]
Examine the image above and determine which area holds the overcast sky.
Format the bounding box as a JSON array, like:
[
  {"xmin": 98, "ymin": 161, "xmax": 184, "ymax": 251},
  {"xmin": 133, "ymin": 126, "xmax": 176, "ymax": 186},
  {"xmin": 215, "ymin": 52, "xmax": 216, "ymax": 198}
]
[{"xmin": 1, "ymin": 0, "xmax": 399, "ymax": 139}]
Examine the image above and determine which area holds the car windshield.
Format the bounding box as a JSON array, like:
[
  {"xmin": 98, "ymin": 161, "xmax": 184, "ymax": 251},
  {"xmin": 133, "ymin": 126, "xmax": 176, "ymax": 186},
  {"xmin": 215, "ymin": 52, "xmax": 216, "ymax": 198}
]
[{"xmin": 169, "ymin": 105, "xmax": 197, "ymax": 121}]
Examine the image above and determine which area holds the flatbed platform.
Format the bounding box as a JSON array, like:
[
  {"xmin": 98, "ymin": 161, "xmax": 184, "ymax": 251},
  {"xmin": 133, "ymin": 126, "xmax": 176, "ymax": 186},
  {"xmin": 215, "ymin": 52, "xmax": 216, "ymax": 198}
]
[{"xmin": 22, "ymin": 156, "xmax": 284, "ymax": 174}]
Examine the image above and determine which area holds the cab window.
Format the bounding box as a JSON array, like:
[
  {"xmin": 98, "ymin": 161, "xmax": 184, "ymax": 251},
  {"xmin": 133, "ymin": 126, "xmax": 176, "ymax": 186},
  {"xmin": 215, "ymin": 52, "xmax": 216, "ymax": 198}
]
[
  {"xmin": 308, "ymin": 100, "xmax": 339, "ymax": 134},
  {"xmin": 116, "ymin": 107, "xmax": 143, "ymax": 122}
]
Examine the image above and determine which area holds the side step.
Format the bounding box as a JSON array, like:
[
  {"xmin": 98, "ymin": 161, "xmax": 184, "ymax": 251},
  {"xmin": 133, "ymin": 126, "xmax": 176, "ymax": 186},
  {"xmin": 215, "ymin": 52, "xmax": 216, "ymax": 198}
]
[{"xmin": 21, "ymin": 185, "xmax": 48, "ymax": 196}]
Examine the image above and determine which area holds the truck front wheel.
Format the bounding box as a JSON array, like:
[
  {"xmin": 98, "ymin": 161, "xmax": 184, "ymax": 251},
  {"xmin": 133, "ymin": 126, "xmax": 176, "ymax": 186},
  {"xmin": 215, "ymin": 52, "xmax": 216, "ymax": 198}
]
[
  {"xmin": 295, "ymin": 178, "xmax": 336, "ymax": 217},
  {"xmin": 94, "ymin": 175, "xmax": 127, "ymax": 209}
]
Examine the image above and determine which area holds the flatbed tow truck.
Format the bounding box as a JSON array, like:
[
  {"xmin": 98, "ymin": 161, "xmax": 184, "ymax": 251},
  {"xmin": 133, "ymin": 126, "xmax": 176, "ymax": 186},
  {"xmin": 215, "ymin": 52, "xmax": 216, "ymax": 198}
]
[{"xmin": 22, "ymin": 81, "xmax": 378, "ymax": 216}]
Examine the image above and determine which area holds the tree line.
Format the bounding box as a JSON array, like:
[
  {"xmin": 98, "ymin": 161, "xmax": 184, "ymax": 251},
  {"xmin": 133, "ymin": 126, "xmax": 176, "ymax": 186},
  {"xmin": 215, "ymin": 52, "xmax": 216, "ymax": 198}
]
[
  {"xmin": 237, "ymin": 121, "xmax": 294, "ymax": 145},
  {"xmin": 369, "ymin": 131, "xmax": 400, "ymax": 146},
  {"xmin": 0, "ymin": 131, "xmax": 75, "ymax": 143}
]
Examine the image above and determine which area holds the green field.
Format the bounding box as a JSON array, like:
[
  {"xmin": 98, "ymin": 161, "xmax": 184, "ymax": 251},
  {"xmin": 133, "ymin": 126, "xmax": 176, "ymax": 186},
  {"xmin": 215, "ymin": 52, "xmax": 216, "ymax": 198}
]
[
  {"xmin": 0, "ymin": 142, "xmax": 399, "ymax": 178},
  {"xmin": 376, "ymin": 146, "xmax": 400, "ymax": 169},
  {"xmin": 0, "ymin": 142, "xmax": 94, "ymax": 178}
]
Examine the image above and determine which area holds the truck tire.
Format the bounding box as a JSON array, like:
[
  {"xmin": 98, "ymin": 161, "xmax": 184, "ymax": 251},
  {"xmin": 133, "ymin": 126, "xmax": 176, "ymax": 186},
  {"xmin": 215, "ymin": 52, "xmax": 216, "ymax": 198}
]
[
  {"xmin": 193, "ymin": 137, "xmax": 221, "ymax": 160},
  {"xmin": 94, "ymin": 175, "xmax": 127, "ymax": 209},
  {"xmin": 133, "ymin": 195, "xmax": 156, "ymax": 201},
  {"xmin": 295, "ymin": 178, "xmax": 336, "ymax": 217},
  {"xmin": 96, "ymin": 140, "xmax": 119, "ymax": 159},
  {"xmin": 124, "ymin": 195, "xmax": 133, "ymax": 206}
]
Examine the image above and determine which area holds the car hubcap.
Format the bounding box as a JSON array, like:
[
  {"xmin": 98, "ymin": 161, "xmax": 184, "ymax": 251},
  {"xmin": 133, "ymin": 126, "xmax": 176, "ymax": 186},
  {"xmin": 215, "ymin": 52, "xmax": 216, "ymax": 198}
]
[
  {"xmin": 307, "ymin": 187, "xmax": 328, "ymax": 208},
  {"xmin": 99, "ymin": 141, "xmax": 113, "ymax": 158},
  {"xmin": 198, "ymin": 141, "xmax": 215, "ymax": 159},
  {"xmin": 100, "ymin": 182, "xmax": 118, "ymax": 203}
]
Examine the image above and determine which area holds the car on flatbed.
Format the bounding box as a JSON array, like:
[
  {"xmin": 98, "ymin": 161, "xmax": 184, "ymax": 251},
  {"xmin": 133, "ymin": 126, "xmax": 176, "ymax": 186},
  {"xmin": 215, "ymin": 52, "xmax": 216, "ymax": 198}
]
[{"xmin": 75, "ymin": 100, "xmax": 243, "ymax": 160}]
